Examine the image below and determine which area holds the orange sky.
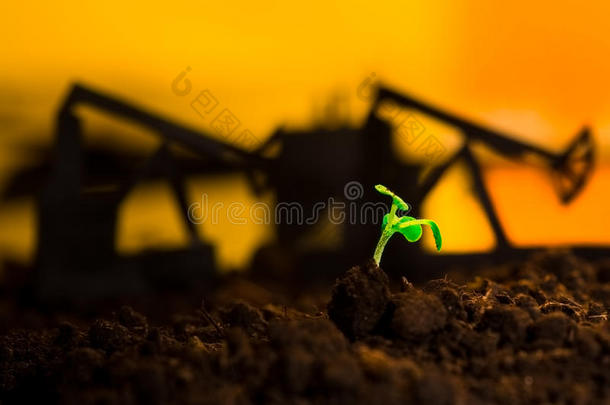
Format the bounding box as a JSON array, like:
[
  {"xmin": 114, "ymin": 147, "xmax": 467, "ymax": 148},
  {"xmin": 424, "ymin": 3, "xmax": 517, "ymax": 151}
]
[{"xmin": 1, "ymin": 1, "xmax": 610, "ymax": 267}]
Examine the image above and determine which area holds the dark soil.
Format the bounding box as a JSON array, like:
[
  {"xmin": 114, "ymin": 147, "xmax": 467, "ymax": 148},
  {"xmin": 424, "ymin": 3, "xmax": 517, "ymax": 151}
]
[{"xmin": 2, "ymin": 250, "xmax": 610, "ymax": 404}]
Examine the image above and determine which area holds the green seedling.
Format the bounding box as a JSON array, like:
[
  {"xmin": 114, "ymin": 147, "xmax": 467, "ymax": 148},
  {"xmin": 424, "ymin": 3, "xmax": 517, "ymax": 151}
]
[{"xmin": 373, "ymin": 184, "xmax": 442, "ymax": 265}]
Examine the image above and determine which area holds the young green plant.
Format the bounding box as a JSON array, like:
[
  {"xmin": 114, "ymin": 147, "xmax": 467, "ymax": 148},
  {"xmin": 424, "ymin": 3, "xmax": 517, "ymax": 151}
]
[{"xmin": 373, "ymin": 184, "xmax": 442, "ymax": 265}]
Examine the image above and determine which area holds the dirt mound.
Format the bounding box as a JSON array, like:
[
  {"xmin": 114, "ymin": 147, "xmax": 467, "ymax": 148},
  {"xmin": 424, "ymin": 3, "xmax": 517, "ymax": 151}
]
[{"xmin": 1, "ymin": 251, "xmax": 609, "ymax": 404}]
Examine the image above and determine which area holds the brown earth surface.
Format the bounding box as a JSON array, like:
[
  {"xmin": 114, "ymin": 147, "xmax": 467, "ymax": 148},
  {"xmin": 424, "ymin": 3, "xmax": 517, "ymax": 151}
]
[{"xmin": 1, "ymin": 250, "xmax": 610, "ymax": 404}]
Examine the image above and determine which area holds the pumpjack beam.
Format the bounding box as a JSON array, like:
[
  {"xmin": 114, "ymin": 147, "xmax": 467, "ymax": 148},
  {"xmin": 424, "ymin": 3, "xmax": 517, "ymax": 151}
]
[
  {"xmin": 374, "ymin": 85, "xmax": 595, "ymax": 203},
  {"xmin": 59, "ymin": 84, "xmax": 271, "ymax": 172}
]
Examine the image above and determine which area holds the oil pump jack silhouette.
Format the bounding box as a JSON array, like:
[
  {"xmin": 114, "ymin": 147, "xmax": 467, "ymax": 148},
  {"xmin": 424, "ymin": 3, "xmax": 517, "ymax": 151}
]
[
  {"xmin": 28, "ymin": 81, "xmax": 595, "ymax": 300},
  {"xmin": 342, "ymin": 85, "xmax": 595, "ymax": 278}
]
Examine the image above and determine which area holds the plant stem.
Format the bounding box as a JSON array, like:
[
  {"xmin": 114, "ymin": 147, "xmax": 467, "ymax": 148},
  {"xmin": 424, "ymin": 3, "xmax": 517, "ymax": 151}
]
[
  {"xmin": 387, "ymin": 203, "xmax": 398, "ymax": 225},
  {"xmin": 373, "ymin": 231, "xmax": 392, "ymax": 265},
  {"xmin": 373, "ymin": 204, "xmax": 398, "ymax": 265}
]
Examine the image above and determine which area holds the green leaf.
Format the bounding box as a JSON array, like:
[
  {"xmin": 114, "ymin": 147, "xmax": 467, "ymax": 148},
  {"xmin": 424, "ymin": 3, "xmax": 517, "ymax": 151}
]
[
  {"xmin": 424, "ymin": 219, "xmax": 443, "ymax": 251},
  {"xmin": 398, "ymin": 219, "xmax": 443, "ymax": 251},
  {"xmin": 375, "ymin": 184, "xmax": 393, "ymax": 197},
  {"xmin": 392, "ymin": 196, "xmax": 410, "ymax": 212},
  {"xmin": 395, "ymin": 216, "xmax": 422, "ymax": 242},
  {"xmin": 374, "ymin": 184, "xmax": 410, "ymax": 211}
]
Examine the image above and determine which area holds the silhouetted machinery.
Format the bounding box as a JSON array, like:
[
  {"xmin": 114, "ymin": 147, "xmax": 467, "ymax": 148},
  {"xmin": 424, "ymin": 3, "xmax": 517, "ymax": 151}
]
[{"xmin": 11, "ymin": 82, "xmax": 595, "ymax": 300}]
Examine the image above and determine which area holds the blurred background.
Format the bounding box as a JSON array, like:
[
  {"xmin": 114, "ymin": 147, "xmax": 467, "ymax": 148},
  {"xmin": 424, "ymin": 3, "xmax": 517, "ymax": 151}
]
[{"xmin": 1, "ymin": 0, "xmax": 610, "ymax": 283}]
